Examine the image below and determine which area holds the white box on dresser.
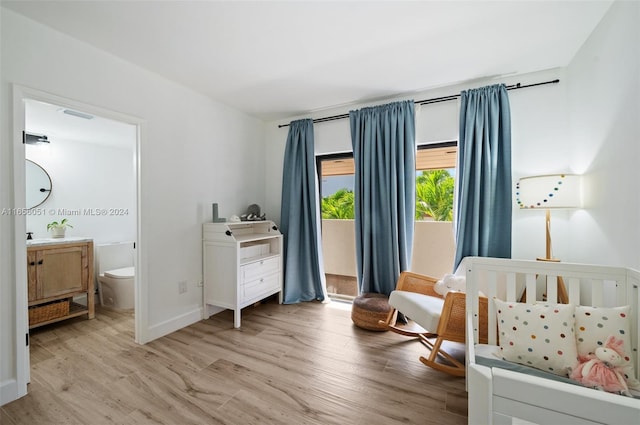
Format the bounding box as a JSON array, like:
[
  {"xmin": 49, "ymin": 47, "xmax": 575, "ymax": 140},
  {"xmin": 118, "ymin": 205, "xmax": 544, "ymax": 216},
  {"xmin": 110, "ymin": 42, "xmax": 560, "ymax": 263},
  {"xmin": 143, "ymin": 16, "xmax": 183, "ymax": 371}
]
[{"xmin": 202, "ymin": 220, "xmax": 283, "ymax": 328}]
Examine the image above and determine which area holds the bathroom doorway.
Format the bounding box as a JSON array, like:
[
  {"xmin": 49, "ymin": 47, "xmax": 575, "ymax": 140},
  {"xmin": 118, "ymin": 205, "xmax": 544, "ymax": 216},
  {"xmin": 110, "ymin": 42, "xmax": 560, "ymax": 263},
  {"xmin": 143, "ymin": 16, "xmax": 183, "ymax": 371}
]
[{"xmin": 13, "ymin": 87, "xmax": 142, "ymax": 389}]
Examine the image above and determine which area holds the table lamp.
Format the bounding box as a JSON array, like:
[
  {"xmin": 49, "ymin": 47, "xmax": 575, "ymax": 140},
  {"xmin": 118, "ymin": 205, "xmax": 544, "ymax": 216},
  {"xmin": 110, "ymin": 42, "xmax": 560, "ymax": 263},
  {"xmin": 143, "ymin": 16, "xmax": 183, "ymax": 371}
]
[{"xmin": 516, "ymin": 174, "xmax": 582, "ymax": 262}]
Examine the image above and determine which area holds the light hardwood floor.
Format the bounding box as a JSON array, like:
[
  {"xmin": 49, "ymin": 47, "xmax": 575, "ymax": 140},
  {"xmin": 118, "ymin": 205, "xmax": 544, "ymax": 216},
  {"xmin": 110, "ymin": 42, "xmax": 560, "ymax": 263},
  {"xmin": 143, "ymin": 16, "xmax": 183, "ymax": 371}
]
[{"xmin": 1, "ymin": 298, "xmax": 467, "ymax": 425}]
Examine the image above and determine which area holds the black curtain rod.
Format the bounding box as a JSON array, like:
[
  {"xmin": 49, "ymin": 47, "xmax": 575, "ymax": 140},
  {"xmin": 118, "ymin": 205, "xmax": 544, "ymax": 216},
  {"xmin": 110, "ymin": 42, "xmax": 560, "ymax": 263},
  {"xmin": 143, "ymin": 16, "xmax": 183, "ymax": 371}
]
[{"xmin": 277, "ymin": 78, "xmax": 560, "ymax": 128}]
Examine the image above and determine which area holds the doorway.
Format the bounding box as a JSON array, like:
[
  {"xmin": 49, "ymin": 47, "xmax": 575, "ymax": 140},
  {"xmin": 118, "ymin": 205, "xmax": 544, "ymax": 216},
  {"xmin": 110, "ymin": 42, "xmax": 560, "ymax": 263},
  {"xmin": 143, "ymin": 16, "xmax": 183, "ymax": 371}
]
[{"xmin": 12, "ymin": 87, "xmax": 142, "ymax": 393}]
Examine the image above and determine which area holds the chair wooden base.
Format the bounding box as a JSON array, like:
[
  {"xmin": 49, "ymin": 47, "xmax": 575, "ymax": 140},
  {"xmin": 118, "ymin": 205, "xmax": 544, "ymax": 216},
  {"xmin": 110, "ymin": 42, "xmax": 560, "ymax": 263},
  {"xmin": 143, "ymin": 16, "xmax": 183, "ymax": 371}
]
[
  {"xmin": 382, "ymin": 320, "xmax": 465, "ymax": 377},
  {"xmin": 379, "ymin": 317, "xmax": 436, "ymax": 338},
  {"xmin": 418, "ymin": 334, "xmax": 465, "ymax": 377}
]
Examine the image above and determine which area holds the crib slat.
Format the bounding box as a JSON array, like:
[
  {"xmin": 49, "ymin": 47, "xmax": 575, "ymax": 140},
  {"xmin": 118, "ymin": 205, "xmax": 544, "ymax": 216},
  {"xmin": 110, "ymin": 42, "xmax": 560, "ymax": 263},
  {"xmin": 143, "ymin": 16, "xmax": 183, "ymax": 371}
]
[
  {"xmin": 547, "ymin": 275, "xmax": 558, "ymax": 303},
  {"xmin": 506, "ymin": 272, "xmax": 516, "ymax": 302},
  {"xmin": 613, "ymin": 279, "xmax": 626, "ymax": 306},
  {"xmin": 591, "ymin": 279, "xmax": 604, "ymax": 306},
  {"xmin": 567, "ymin": 277, "xmax": 580, "ymax": 305},
  {"xmin": 525, "ymin": 273, "xmax": 536, "ymax": 304},
  {"xmin": 628, "ymin": 277, "xmax": 640, "ymax": 375},
  {"xmin": 487, "ymin": 271, "xmax": 498, "ymax": 345}
]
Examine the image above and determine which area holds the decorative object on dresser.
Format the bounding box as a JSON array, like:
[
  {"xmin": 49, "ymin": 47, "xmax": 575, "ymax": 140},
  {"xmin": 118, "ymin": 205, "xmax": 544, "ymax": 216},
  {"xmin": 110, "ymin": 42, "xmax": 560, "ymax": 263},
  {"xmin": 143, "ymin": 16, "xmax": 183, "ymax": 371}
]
[
  {"xmin": 211, "ymin": 202, "xmax": 226, "ymax": 223},
  {"xmin": 27, "ymin": 238, "xmax": 94, "ymax": 328},
  {"xmin": 240, "ymin": 203, "xmax": 266, "ymax": 221},
  {"xmin": 202, "ymin": 220, "xmax": 282, "ymax": 328}
]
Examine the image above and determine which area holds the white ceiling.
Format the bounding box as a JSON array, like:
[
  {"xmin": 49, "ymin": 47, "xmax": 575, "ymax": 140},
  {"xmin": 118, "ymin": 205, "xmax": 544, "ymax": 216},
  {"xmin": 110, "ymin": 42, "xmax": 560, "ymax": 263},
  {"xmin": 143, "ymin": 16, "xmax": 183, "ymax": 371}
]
[
  {"xmin": 4, "ymin": 0, "xmax": 613, "ymax": 122},
  {"xmin": 25, "ymin": 99, "xmax": 136, "ymax": 149}
]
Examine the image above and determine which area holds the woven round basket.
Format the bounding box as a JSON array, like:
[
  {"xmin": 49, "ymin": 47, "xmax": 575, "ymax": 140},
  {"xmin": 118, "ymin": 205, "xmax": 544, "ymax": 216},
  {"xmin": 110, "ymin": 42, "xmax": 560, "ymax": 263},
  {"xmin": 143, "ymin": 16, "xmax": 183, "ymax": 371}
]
[{"xmin": 351, "ymin": 293, "xmax": 391, "ymax": 331}]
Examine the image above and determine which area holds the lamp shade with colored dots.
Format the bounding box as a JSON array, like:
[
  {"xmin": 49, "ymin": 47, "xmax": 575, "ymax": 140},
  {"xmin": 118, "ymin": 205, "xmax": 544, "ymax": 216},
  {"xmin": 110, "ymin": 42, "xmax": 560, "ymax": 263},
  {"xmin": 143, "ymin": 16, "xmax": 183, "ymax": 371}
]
[{"xmin": 516, "ymin": 174, "xmax": 582, "ymax": 210}]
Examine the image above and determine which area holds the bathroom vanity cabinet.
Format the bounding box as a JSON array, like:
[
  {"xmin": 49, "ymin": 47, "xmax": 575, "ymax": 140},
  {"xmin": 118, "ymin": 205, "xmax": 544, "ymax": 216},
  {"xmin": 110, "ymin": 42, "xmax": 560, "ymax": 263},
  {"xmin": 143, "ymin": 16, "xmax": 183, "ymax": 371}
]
[
  {"xmin": 203, "ymin": 221, "xmax": 283, "ymax": 328},
  {"xmin": 27, "ymin": 238, "xmax": 94, "ymax": 329}
]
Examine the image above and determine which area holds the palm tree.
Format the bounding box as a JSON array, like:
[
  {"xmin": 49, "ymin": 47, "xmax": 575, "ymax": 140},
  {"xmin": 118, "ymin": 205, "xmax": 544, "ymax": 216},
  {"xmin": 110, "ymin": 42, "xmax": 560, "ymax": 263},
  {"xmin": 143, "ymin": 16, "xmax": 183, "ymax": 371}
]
[
  {"xmin": 415, "ymin": 170, "xmax": 454, "ymax": 221},
  {"xmin": 321, "ymin": 171, "xmax": 453, "ymax": 221},
  {"xmin": 321, "ymin": 188, "xmax": 355, "ymax": 219}
]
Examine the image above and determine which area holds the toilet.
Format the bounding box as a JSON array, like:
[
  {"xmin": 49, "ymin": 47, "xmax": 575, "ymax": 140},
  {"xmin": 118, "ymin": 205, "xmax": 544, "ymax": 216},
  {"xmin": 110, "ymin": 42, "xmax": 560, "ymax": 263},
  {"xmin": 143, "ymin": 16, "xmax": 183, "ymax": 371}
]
[{"xmin": 96, "ymin": 242, "xmax": 135, "ymax": 310}]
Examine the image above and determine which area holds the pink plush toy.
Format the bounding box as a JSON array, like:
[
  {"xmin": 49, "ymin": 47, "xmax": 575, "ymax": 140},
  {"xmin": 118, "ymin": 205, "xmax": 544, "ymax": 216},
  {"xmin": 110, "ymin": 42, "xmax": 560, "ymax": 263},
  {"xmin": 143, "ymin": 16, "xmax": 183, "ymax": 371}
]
[{"xmin": 570, "ymin": 335, "xmax": 632, "ymax": 396}]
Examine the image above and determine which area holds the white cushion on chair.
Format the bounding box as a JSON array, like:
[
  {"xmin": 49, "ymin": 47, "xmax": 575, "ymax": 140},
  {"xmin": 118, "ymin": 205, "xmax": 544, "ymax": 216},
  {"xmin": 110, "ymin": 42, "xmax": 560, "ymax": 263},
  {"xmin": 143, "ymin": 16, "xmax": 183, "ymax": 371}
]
[{"xmin": 389, "ymin": 290, "xmax": 444, "ymax": 332}]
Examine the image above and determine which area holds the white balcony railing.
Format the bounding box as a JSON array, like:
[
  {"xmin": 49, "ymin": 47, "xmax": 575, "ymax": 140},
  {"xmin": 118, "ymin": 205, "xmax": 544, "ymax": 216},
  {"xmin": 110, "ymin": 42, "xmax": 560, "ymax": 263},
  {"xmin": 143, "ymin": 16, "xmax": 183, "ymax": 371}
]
[{"xmin": 321, "ymin": 219, "xmax": 456, "ymax": 297}]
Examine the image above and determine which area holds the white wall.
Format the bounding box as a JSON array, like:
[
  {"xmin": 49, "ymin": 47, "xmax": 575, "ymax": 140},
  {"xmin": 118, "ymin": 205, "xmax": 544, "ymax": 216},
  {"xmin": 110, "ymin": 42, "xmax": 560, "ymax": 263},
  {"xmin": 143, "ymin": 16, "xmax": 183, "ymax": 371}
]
[
  {"xmin": 266, "ymin": 2, "xmax": 638, "ymax": 272},
  {"xmin": 565, "ymin": 0, "xmax": 639, "ymax": 268},
  {"xmin": 1, "ymin": 8, "xmax": 265, "ymax": 402},
  {"xmin": 25, "ymin": 138, "xmax": 136, "ymax": 243}
]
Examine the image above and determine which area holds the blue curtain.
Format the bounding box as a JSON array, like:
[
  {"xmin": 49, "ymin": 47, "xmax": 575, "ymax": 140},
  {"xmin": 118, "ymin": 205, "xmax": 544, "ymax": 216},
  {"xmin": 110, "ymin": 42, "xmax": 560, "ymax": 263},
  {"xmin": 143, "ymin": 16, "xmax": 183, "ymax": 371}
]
[
  {"xmin": 280, "ymin": 119, "xmax": 328, "ymax": 304},
  {"xmin": 349, "ymin": 100, "xmax": 416, "ymax": 296},
  {"xmin": 454, "ymin": 84, "xmax": 512, "ymax": 270}
]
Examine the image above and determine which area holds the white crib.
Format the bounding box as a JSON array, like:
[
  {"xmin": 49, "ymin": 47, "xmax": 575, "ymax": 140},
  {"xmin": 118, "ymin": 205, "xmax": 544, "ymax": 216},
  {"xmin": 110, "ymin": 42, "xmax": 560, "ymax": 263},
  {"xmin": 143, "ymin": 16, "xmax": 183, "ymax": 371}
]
[{"xmin": 465, "ymin": 257, "xmax": 640, "ymax": 425}]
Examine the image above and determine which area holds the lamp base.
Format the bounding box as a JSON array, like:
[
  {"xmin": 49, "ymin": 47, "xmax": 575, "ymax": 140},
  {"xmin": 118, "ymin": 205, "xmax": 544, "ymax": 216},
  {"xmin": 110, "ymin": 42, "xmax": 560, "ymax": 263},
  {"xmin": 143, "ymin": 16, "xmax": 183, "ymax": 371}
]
[
  {"xmin": 536, "ymin": 257, "xmax": 560, "ymax": 263},
  {"xmin": 534, "ymin": 257, "xmax": 568, "ymax": 304}
]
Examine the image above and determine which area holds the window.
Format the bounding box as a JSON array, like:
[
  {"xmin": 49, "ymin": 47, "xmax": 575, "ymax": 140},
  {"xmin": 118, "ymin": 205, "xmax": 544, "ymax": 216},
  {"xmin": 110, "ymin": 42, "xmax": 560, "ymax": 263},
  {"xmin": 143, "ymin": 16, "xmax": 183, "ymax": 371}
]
[
  {"xmin": 317, "ymin": 141, "xmax": 457, "ymax": 221},
  {"xmin": 318, "ymin": 142, "xmax": 457, "ymax": 300},
  {"xmin": 415, "ymin": 141, "xmax": 457, "ymax": 221},
  {"xmin": 318, "ymin": 153, "xmax": 355, "ymax": 219}
]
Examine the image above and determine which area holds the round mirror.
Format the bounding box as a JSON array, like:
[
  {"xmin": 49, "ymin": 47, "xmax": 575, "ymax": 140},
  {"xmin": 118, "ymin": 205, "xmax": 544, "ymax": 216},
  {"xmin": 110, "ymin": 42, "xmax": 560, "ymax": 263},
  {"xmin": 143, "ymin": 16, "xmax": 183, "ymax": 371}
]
[{"xmin": 26, "ymin": 159, "xmax": 52, "ymax": 209}]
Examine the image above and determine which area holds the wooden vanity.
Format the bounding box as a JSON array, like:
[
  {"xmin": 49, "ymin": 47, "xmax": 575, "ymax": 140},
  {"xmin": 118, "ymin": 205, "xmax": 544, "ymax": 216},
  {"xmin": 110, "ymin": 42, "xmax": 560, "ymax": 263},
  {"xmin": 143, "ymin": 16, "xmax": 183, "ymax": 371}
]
[{"xmin": 27, "ymin": 238, "xmax": 94, "ymax": 329}]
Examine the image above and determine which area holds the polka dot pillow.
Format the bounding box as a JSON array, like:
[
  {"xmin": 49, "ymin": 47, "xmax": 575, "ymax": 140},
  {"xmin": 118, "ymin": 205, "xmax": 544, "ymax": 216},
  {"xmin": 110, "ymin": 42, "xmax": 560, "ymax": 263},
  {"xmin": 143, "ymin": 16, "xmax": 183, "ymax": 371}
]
[
  {"xmin": 574, "ymin": 305, "xmax": 640, "ymax": 391},
  {"xmin": 494, "ymin": 299, "xmax": 578, "ymax": 376}
]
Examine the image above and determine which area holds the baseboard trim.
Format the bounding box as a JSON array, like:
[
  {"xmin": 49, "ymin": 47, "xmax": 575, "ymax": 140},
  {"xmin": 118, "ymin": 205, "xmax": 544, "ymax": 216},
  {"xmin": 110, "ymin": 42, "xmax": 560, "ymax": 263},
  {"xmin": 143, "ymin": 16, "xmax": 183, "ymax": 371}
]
[
  {"xmin": 1, "ymin": 378, "xmax": 20, "ymax": 406},
  {"xmin": 145, "ymin": 306, "xmax": 203, "ymax": 343},
  {"xmin": 204, "ymin": 304, "xmax": 225, "ymax": 319}
]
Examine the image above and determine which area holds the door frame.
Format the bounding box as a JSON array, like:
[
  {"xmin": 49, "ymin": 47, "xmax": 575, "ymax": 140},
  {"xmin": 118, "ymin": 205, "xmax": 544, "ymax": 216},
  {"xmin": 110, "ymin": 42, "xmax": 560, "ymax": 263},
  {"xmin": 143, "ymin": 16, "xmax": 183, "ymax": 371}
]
[{"xmin": 11, "ymin": 85, "xmax": 146, "ymax": 399}]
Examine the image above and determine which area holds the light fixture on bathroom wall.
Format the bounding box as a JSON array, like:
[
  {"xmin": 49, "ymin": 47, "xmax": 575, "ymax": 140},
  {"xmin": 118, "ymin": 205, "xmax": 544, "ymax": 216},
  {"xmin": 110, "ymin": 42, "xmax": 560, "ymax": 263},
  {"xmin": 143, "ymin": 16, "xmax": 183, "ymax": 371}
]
[
  {"xmin": 23, "ymin": 132, "xmax": 50, "ymax": 145},
  {"xmin": 62, "ymin": 108, "xmax": 94, "ymax": 120}
]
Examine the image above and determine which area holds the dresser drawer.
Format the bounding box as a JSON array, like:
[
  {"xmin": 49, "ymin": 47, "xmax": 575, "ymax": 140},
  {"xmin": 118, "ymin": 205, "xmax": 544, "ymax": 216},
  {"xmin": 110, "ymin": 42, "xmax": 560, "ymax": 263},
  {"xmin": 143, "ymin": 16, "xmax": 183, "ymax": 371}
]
[
  {"xmin": 242, "ymin": 272, "xmax": 280, "ymax": 302},
  {"xmin": 240, "ymin": 257, "xmax": 279, "ymax": 283}
]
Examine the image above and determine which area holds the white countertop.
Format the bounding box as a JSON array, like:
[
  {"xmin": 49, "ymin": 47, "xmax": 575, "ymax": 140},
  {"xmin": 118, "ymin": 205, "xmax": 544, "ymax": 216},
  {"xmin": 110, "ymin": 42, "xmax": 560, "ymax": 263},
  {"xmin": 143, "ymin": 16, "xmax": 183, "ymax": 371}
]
[{"xmin": 27, "ymin": 237, "xmax": 93, "ymax": 247}]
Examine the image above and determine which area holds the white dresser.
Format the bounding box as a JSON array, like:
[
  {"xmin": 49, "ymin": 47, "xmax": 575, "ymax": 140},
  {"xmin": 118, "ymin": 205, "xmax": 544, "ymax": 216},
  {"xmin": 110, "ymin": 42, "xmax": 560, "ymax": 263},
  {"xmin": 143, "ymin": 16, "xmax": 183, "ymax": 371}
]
[{"xmin": 202, "ymin": 220, "xmax": 283, "ymax": 328}]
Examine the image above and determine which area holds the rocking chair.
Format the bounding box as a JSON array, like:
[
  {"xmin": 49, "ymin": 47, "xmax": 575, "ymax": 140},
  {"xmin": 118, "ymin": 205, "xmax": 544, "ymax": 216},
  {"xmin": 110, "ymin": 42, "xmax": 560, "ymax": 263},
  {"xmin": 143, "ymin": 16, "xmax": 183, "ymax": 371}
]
[{"xmin": 379, "ymin": 271, "xmax": 488, "ymax": 377}]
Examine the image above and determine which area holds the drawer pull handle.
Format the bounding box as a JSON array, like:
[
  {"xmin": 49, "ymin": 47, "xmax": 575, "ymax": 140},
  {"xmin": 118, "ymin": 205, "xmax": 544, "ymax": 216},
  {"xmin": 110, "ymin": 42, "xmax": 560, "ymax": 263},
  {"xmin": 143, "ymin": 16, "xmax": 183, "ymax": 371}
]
[
  {"xmin": 38, "ymin": 260, "xmax": 43, "ymax": 265},
  {"xmin": 225, "ymin": 230, "xmax": 232, "ymax": 236},
  {"xmin": 29, "ymin": 261, "xmax": 35, "ymax": 266}
]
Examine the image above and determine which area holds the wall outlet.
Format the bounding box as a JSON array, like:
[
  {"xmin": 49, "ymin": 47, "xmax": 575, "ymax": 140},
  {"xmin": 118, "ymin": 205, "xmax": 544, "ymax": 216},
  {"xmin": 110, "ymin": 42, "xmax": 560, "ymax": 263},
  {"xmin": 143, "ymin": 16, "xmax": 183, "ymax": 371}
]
[{"xmin": 178, "ymin": 280, "xmax": 188, "ymax": 294}]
